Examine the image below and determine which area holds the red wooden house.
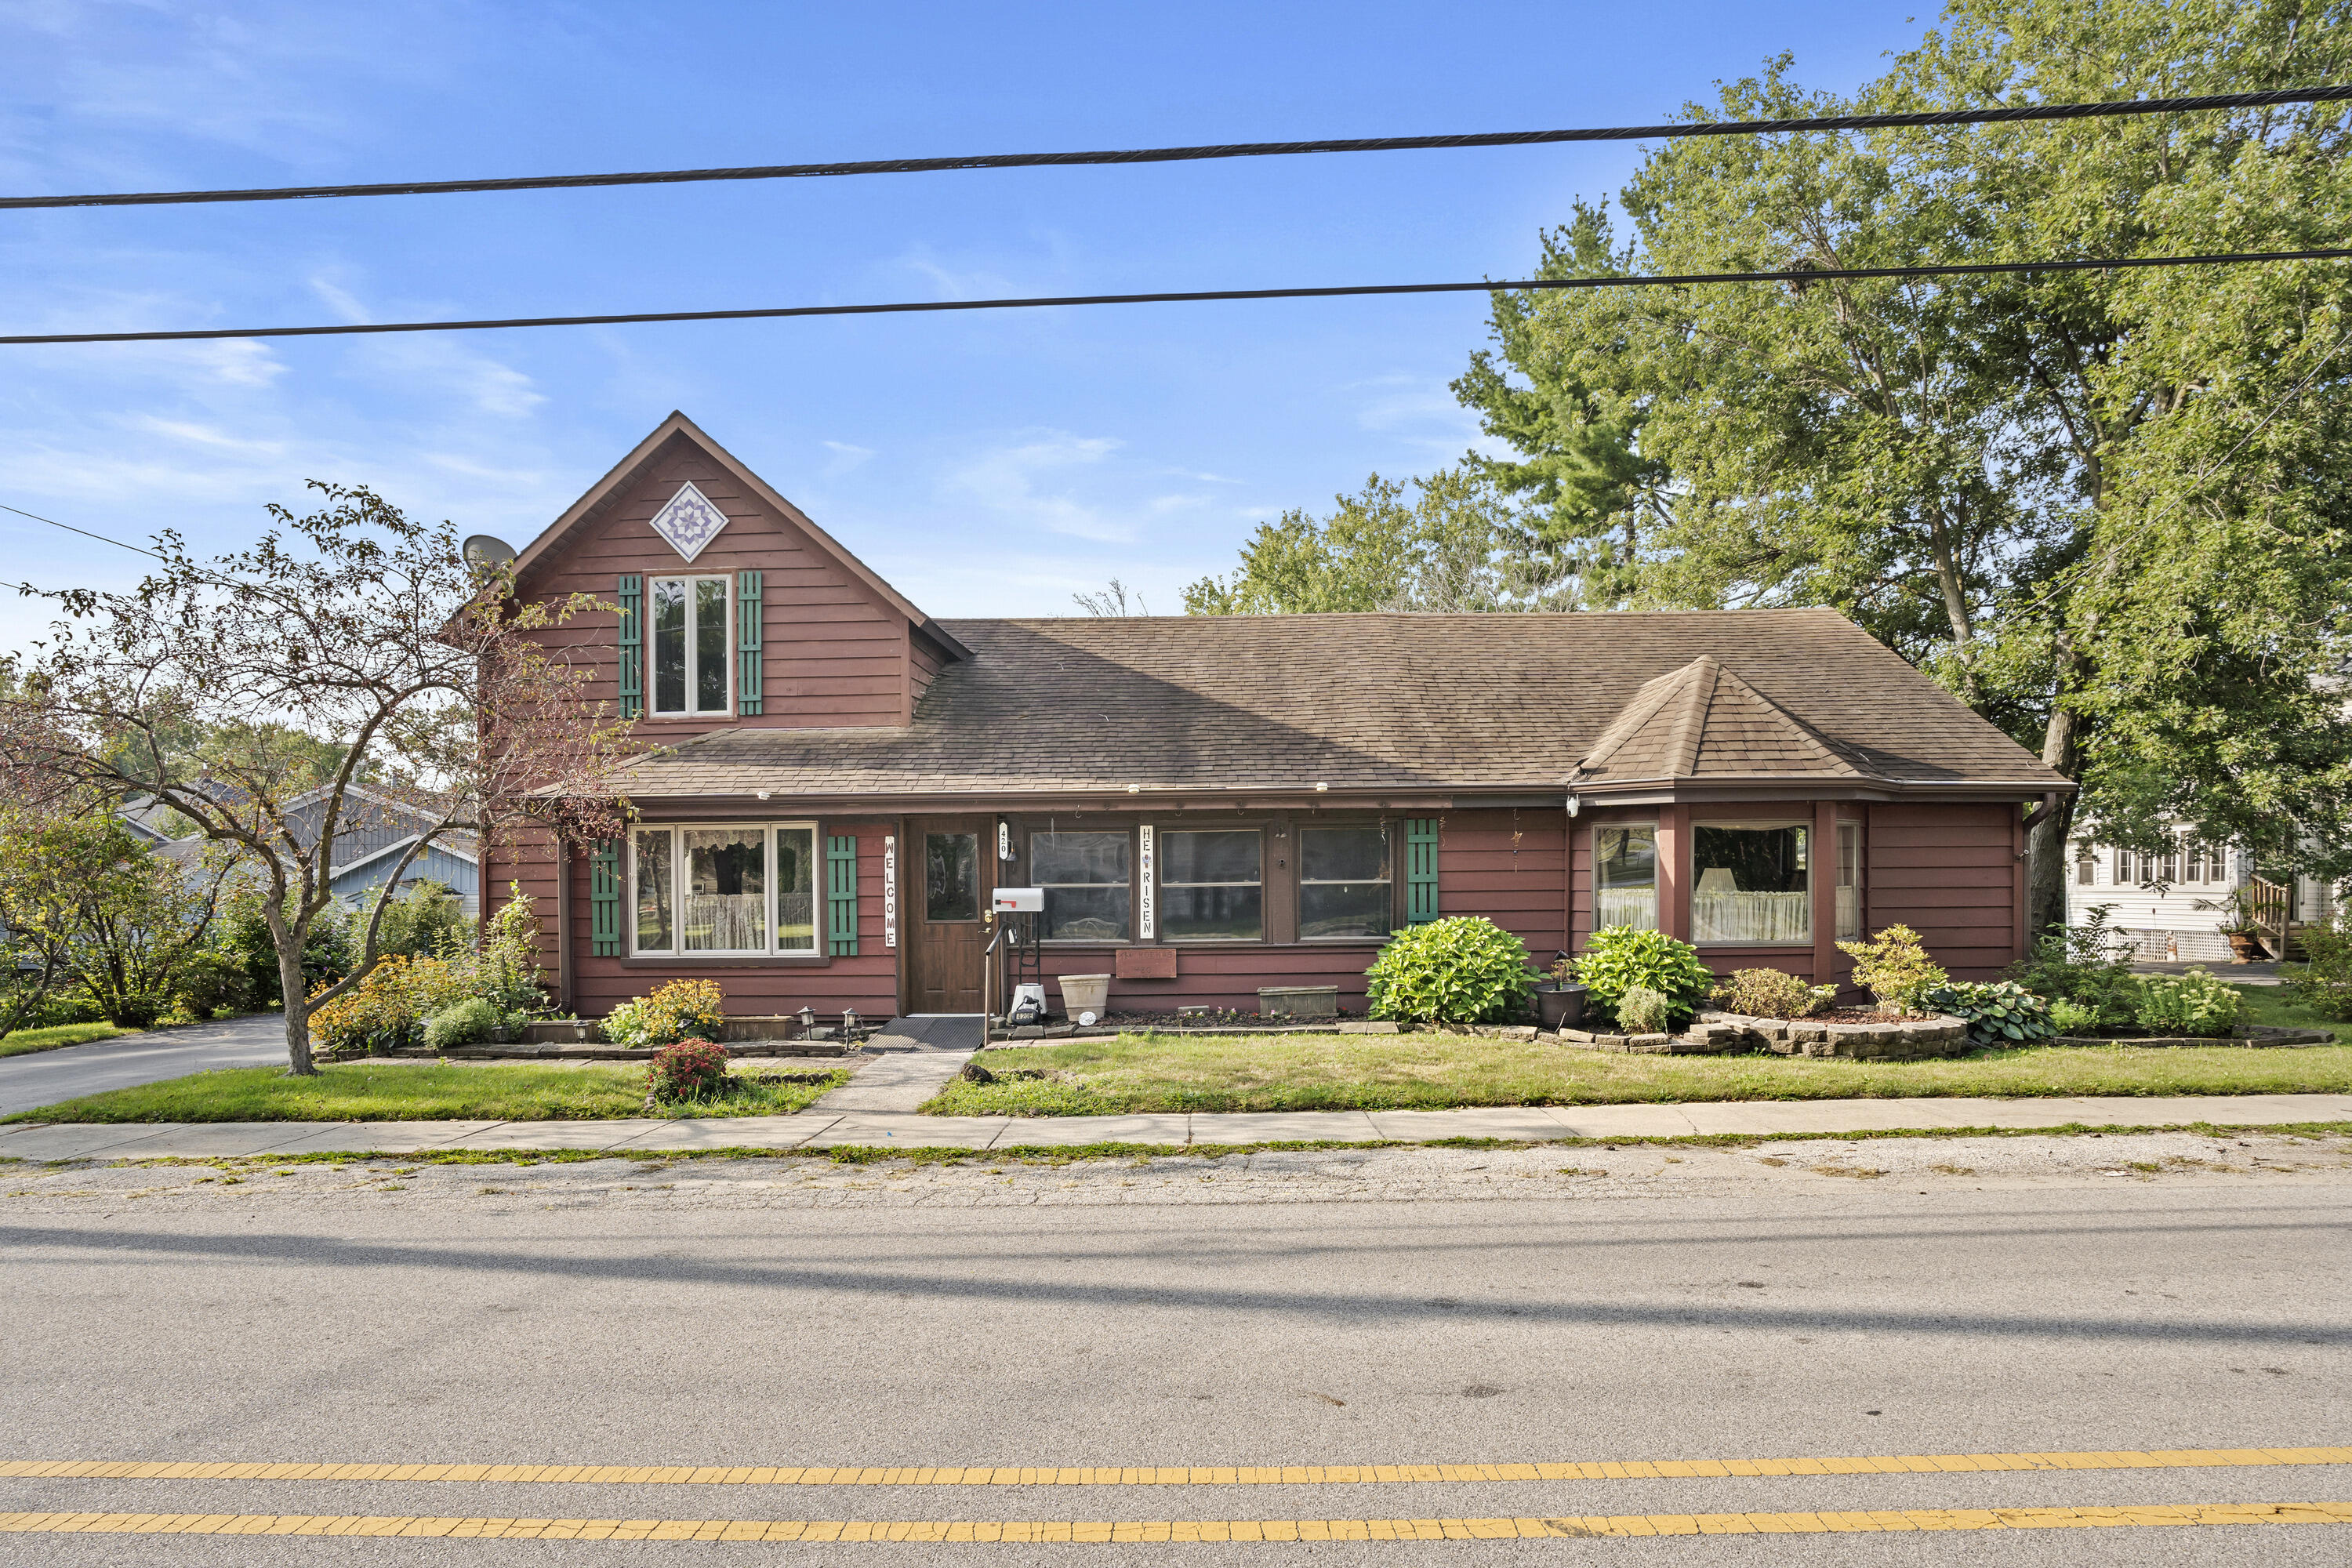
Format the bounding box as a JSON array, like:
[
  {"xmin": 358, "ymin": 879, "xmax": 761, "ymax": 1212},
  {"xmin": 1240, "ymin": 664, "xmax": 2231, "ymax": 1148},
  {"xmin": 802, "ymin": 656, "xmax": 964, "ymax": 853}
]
[{"xmin": 488, "ymin": 414, "xmax": 2073, "ymax": 1022}]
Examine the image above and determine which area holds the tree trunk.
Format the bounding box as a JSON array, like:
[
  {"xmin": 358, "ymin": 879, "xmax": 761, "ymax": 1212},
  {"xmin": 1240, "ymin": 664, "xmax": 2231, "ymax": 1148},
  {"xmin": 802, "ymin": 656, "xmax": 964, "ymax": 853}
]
[
  {"xmin": 277, "ymin": 942, "xmax": 316, "ymax": 1076},
  {"xmin": 2025, "ymin": 655, "xmax": 2089, "ymax": 941}
]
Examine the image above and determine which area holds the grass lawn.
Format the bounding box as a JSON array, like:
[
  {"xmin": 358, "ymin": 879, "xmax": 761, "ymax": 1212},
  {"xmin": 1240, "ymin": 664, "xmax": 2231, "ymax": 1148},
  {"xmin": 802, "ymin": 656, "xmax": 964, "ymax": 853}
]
[
  {"xmin": 5, "ymin": 1060, "xmax": 850, "ymax": 1123},
  {"xmin": 925, "ymin": 1025, "xmax": 2352, "ymax": 1117},
  {"xmin": 2237, "ymin": 982, "xmax": 2352, "ymax": 1043},
  {"xmin": 0, "ymin": 1022, "xmax": 131, "ymax": 1058}
]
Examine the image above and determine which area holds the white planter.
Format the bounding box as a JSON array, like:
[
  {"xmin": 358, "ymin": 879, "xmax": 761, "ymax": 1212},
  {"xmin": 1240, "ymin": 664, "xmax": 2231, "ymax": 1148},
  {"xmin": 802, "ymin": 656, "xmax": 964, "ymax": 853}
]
[{"xmin": 1057, "ymin": 973, "xmax": 1112, "ymax": 1018}]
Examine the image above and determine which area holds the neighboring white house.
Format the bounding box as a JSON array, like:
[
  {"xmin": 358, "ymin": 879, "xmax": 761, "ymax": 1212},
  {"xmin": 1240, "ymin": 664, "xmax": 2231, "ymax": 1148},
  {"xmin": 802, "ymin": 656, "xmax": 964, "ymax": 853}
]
[{"xmin": 2067, "ymin": 831, "xmax": 2339, "ymax": 961}]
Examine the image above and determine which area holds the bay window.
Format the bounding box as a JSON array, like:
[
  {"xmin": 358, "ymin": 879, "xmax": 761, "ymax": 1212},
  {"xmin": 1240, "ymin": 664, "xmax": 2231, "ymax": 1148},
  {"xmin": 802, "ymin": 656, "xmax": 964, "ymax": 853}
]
[
  {"xmin": 1595, "ymin": 826, "xmax": 1659, "ymax": 931},
  {"xmin": 1692, "ymin": 823, "xmax": 1810, "ymax": 944},
  {"xmin": 652, "ymin": 575, "xmax": 731, "ymax": 717},
  {"xmin": 630, "ymin": 823, "xmax": 815, "ymax": 955},
  {"xmin": 1298, "ymin": 824, "xmax": 1393, "ymax": 939}
]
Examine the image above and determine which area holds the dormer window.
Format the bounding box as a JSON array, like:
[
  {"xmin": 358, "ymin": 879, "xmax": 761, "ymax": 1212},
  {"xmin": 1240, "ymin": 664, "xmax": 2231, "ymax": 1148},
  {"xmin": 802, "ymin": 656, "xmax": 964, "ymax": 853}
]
[{"xmin": 652, "ymin": 575, "xmax": 731, "ymax": 717}]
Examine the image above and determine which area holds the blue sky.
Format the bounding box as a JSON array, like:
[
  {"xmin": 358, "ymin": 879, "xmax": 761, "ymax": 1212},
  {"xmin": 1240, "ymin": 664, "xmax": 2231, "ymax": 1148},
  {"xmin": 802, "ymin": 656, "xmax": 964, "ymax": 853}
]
[{"xmin": 3, "ymin": 0, "xmax": 1927, "ymax": 626}]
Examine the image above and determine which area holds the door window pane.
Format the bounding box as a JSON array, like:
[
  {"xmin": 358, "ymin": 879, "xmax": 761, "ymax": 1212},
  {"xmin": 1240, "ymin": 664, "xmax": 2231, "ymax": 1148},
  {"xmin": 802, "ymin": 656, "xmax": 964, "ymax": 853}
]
[
  {"xmin": 683, "ymin": 827, "xmax": 767, "ymax": 952},
  {"xmin": 1595, "ymin": 826, "xmax": 1659, "ymax": 931},
  {"xmin": 633, "ymin": 829, "xmax": 673, "ymax": 952},
  {"xmin": 1033, "ymin": 830, "xmax": 1131, "ymax": 941},
  {"xmin": 1298, "ymin": 825, "xmax": 1392, "ymax": 939},
  {"xmin": 775, "ymin": 826, "xmax": 815, "ymax": 950},
  {"xmin": 652, "ymin": 579, "xmax": 688, "ymax": 714},
  {"xmin": 1838, "ymin": 821, "xmax": 1864, "ymax": 940},
  {"xmin": 1692, "ymin": 825, "xmax": 1810, "ymax": 944},
  {"xmin": 1162, "ymin": 829, "xmax": 1261, "ymax": 940},
  {"xmin": 924, "ymin": 833, "xmax": 979, "ymax": 922},
  {"xmin": 695, "ymin": 577, "xmax": 728, "ymax": 713}
]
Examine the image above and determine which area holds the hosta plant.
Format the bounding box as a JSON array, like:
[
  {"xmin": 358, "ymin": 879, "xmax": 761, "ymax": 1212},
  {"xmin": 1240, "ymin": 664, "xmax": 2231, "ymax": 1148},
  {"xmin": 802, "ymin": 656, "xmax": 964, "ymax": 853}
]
[
  {"xmin": 1922, "ymin": 980, "xmax": 2054, "ymax": 1047},
  {"xmin": 1364, "ymin": 916, "xmax": 1534, "ymax": 1025},
  {"xmin": 1573, "ymin": 927, "xmax": 1713, "ymax": 1029}
]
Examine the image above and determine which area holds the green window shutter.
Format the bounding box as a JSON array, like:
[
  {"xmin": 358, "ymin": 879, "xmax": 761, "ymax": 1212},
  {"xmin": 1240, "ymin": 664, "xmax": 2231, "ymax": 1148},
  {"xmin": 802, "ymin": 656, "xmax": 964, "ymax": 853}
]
[
  {"xmin": 615, "ymin": 575, "xmax": 643, "ymax": 720},
  {"xmin": 589, "ymin": 839, "xmax": 623, "ymax": 956},
  {"xmin": 737, "ymin": 569, "xmax": 764, "ymax": 716},
  {"xmin": 826, "ymin": 835, "xmax": 858, "ymax": 956},
  {"xmin": 1404, "ymin": 818, "xmax": 1441, "ymax": 925}
]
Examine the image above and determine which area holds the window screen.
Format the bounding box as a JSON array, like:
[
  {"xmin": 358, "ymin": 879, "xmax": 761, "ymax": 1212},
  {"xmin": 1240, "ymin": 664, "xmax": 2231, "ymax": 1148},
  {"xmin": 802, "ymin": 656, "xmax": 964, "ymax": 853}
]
[
  {"xmin": 1160, "ymin": 829, "xmax": 1261, "ymax": 940},
  {"xmin": 1298, "ymin": 825, "xmax": 1392, "ymax": 939},
  {"xmin": 1033, "ymin": 830, "xmax": 1131, "ymax": 941}
]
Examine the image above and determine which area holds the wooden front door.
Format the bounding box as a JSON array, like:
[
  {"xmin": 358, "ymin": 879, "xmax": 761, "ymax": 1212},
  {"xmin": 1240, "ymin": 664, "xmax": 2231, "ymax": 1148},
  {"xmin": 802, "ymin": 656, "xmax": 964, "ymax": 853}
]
[{"xmin": 905, "ymin": 815, "xmax": 993, "ymax": 1013}]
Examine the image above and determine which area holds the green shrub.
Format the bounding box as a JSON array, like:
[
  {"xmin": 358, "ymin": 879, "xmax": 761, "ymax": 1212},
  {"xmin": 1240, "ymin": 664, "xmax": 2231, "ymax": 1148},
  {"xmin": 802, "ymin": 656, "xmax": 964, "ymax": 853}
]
[
  {"xmin": 604, "ymin": 978, "xmax": 728, "ymax": 1048},
  {"xmin": 2047, "ymin": 998, "xmax": 2102, "ymax": 1034},
  {"xmin": 2007, "ymin": 906, "xmax": 2139, "ymax": 1025},
  {"xmin": 1364, "ymin": 916, "xmax": 1535, "ymax": 1025},
  {"xmin": 2132, "ymin": 969, "xmax": 2245, "ymax": 1036},
  {"xmin": 1923, "ymin": 980, "xmax": 2055, "ymax": 1046},
  {"xmin": 364, "ymin": 880, "xmax": 470, "ymax": 960},
  {"xmin": 423, "ymin": 996, "xmax": 507, "ymax": 1052},
  {"xmin": 647, "ymin": 1038, "xmax": 732, "ymax": 1102},
  {"xmin": 171, "ymin": 949, "xmax": 254, "ymax": 1022},
  {"xmin": 1573, "ymin": 927, "xmax": 1714, "ymax": 1028},
  {"xmin": 2282, "ymin": 917, "xmax": 2352, "ymax": 1021},
  {"xmin": 1835, "ymin": 924, "xmax": 1947, "ymax": 1014},
  {"xmin": 1617, "ymin": 985, "xmax": 1672, "ymax": 1035},
  {"xmin": 1708, "ymin": 967, "xmax": 1835, "ymax": 1020}
]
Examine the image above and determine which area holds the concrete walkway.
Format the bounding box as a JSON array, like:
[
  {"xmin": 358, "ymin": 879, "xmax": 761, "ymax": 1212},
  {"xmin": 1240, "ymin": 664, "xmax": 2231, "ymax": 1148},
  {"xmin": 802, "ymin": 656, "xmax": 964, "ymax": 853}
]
[
  {"xmin": 807, "ymin": 1014, "xmax": 982, "ymax": 1113},
  {"xmin": 0, "ymin": 1014, "xmax": 288, "ymax": 1117},
  {"xmin": 4, "ymin": 1091, "xmax": 2347, "ymax": 1161}
]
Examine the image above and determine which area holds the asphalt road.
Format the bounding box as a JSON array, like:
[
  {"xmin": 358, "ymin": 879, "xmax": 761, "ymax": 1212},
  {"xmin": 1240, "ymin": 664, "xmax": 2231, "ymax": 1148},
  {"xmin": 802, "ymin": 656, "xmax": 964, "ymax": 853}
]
[
  {"xmin": 2, "ymin": 1134, "xmax": 2349, "ymax": 1563},
  {"xmin": 0, "ymin": 1014, "xmax": 288, "ymax": 1117}
]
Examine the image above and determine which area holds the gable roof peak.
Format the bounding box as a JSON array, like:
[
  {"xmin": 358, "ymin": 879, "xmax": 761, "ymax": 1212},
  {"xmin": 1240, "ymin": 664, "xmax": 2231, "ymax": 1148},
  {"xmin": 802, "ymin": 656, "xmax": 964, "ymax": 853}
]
[{"xmin": 1577, "ymin": 652, "xmax": 1866, "ymax": 785}]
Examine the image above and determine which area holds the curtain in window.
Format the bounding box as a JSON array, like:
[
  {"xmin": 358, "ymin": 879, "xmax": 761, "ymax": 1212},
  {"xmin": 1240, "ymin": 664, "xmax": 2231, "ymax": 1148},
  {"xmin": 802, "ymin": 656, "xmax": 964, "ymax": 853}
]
[
  {"xmin": 776, "ymin": 828, "xmax": 815, "ymax": 950},
  {"xmin": 682, "ymin": 828, "xmax": 766, "ymax": 952},
  {"xmin": 1595, "ymin": 826, "xmax": 1659, "ymax": 931},
  {"xmin": 1690, "ymin": 825, "xmax": 1811, "ymax": 943}
]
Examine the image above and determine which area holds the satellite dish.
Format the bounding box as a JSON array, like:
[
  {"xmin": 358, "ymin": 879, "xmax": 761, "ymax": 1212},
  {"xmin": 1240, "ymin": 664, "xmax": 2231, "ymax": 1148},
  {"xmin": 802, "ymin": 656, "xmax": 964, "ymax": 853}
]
[{"xmin": 461, "ymin": 535, "xmax": 518, "ymax": 572}]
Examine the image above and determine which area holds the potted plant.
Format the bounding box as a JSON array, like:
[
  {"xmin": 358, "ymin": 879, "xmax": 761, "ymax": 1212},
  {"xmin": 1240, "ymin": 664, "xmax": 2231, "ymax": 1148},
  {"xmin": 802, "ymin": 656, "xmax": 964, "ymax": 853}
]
[
  {"xmin": 2198, "ymin": 887, "xmax": 2268, "ymax": 962},
  {"xmin": 1531, "ymin": 952, "xmax": 1588, "ymax": 1032}
]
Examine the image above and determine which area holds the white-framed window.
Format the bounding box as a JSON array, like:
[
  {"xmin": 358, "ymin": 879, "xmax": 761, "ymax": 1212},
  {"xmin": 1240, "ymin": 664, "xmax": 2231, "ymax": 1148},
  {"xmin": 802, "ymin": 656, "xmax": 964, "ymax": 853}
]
[
  {"xmin": 1837, "ymin": 820, "xmax": 1864, "ymax": 939},
  {"xmin": 1595, "ymin": 824, "xmax": 1660, "ymax": 931},
  {"xmin": 1691, "ymin": 822, "xmax": 1811, "ymax": 944},
  {"xmin": 630, "ymin": 822, "xmax": 815, "ymax": 955},
  {"xmin": 2074, "ymin": 841, "xmax": 2096, "ymax": 887},
  {"xmin": 651, "ymin": 575, "xmax": 731, "ymax": 717}
]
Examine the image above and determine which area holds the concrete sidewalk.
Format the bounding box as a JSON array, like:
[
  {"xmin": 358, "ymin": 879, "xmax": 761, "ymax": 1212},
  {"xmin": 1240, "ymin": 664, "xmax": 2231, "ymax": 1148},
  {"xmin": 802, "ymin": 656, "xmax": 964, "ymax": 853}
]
[{"xmin": 3, "ymin": 1092, "xmax": 2348, "ymax": 1161}]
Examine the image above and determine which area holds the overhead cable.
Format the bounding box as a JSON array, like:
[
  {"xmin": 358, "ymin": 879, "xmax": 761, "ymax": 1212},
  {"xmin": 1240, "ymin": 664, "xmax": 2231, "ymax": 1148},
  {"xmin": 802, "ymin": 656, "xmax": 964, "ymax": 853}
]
[
  {"xmin": 5, "ymin": 247, "xmax": 2350, "ymax": 347},
  {"xmin": 5, "ymin": 86, "xmax": 2349, "ymax": 211}
]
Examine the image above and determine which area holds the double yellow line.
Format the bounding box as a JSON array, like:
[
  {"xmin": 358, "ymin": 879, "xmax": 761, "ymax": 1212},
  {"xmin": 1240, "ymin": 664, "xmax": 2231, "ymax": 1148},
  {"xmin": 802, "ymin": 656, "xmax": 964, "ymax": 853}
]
[
  {"xmin": 5, "ymin": 1446, "xmax": 2347, "ymax": 1490},
  {"xmin": 5, "ymin": 1446, "xmax": 2349, "ymax": 1545}
]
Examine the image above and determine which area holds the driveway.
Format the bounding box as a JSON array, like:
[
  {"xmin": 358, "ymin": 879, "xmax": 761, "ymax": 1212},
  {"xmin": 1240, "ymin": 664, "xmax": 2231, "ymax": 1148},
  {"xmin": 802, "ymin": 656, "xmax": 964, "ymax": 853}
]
[{"xmin": 0, "ymin": 1014, "xmax": 290, "ymax": 1118}]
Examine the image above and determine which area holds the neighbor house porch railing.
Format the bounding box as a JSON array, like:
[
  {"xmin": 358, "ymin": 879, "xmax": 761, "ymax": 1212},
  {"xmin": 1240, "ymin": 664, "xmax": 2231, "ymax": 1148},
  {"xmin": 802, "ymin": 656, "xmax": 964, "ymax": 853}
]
[{"xmin": 2249, "ymin": 876, "xmax": 2292, "ymax": 953}]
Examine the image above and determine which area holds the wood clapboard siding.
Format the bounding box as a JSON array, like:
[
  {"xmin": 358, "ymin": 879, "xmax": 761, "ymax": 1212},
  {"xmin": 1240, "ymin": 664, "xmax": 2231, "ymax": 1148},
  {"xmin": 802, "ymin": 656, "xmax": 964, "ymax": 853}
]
[
  {"xmin": 1434, "ymin": 811, "xmax": 1570, "ymax": 958},
  {"xmin": 1865, "ymin": 802, "xmax": 2024, "ymax": 979},
  {"xmin": 1028, "ymin": 943, "xmax": 1387, "ymax": 1013},
  {"xmin": 520, "ymin": 431, "xmax": 913, "ymax": 733}
]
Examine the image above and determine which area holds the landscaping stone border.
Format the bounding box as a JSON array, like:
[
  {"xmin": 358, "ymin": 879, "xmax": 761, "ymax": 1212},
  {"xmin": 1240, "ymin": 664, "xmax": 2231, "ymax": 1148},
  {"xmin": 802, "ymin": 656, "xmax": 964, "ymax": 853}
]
[{"xmin": 1552, "ymin": 1011, "xmax": 1971, "ymax": 1059}]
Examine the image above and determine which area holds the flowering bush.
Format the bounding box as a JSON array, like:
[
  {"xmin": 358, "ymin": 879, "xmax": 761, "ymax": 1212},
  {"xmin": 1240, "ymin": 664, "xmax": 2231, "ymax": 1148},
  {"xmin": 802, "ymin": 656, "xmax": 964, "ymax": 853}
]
[
  {"xmin": 1364, "ymin": 916, "xmax": 1534, "ymax": 1025},
  {"xmin": 1709, "ymin": 967, "xmax": 1835, "ymax": 1020},
  {"xmin": 603, "ymin": 978, "xmax": 728, "ymax": 1049},
  {"xmin": 647, "ymin": 1037, "xmax": 732, "ymax": 1101},
  {"xmin": 1922, "ymin": 980, "xmax": 2055, "ymax": 1046},
  {"xmin": 307, "ymin": 953, "xmax": 472, "ymax": 1054},
  {"xmin": 1573, "ymin": 927, "xmax": 1713, "ymax": 1028},
  {"xmin": 1835, "ymin": 924, "xmax": 1947, "ymax": 1014},
  {"xmin": 2132, "ymin": 969, "xmax": 2245, "ymax": 1036}
]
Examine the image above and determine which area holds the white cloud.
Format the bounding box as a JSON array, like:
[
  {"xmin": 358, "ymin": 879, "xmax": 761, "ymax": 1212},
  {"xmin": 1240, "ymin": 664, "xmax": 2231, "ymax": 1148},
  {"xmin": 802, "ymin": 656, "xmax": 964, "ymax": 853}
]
[
  {"xmin": 946, "ymin": 431, "xmax": 1136, "ymax": 543},
  {"xmin": 343, "ymin": 336, "xmax": 546, "ymax": 419},
  {"xmin": 822, "ymin": 440, "xmax": 876, "ymax": 477}
]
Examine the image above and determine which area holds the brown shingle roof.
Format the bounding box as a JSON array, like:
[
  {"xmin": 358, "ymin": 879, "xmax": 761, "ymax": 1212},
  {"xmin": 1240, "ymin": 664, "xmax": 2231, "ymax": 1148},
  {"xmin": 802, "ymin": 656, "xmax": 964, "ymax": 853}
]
[{"xmin": 606, "ymin": 608, "xmax": 2067, "ymax": 801}]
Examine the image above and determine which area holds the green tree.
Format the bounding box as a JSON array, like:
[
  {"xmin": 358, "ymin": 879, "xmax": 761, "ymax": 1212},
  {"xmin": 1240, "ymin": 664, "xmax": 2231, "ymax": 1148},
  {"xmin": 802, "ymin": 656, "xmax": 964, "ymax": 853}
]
[
  {"xmin": 1460, "ymin": 0, "xmax": 2352, "ymax": 932},
  {"xmin": 1185, "ymin": 469, "xmax": 1562, "ymax": 613}
]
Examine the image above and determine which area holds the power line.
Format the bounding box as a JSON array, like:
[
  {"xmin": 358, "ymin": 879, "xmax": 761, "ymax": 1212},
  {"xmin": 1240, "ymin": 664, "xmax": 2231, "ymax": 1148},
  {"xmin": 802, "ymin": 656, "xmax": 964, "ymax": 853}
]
[
  {"xmin": 7, "ymin": 86, "xmax": 2348, "ymax": 211},
  {"xmin": 0, "ymin": 500, "xmax": 171, "ymax": 562},
  {"xmin": 6, "ymin": 247, "xmax": 2350, "ymax": 347}
]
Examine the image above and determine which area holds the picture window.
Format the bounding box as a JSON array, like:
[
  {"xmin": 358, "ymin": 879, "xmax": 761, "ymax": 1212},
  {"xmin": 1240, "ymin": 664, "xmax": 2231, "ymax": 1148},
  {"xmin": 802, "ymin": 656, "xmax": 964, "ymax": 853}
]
[{"xmin": 630, "ymin": 823, "xmax": 815, "ymax": 955}]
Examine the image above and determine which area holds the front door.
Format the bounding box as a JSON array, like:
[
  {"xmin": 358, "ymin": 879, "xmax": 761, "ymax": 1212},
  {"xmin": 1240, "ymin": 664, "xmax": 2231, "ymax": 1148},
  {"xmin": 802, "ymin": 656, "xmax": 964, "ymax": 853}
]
[{"xmin": 905, "ymin": 815, "xmax": 993, "ymax": 1013}]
